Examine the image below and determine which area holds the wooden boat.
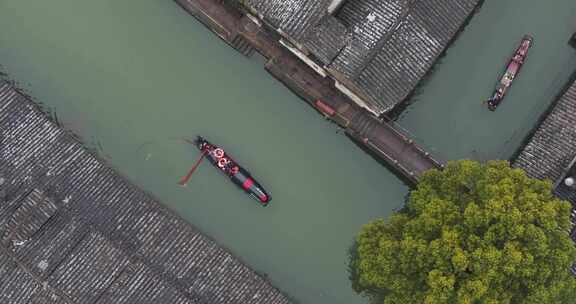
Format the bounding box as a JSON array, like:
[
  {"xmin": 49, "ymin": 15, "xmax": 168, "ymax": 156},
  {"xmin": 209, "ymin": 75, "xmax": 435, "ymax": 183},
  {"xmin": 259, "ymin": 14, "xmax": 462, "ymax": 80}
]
[
  {"xmin": 190, "ymin": 136, "xmax": 271, "ymax": 206},
  {"xmin": 486, "ymin": 35, "xmax": 534, "ymax": 111}
]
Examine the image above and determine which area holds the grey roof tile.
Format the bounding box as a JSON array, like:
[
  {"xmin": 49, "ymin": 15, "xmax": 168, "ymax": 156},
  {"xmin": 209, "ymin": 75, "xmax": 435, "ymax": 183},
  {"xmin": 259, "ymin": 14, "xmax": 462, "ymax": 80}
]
[
  {"xmin": 244, "ymin": 0, "xmax": 332, "ymax": 41},
  {"xmin": 243, "ymin": 0, "xmax": 480, "ymax": 114},
  {"xmin": 48, "ymin": 232, "xmax": 131, "ymax": 303},
  {"xmin": 27, "ymin": 289, "xmax": 71, "ymax": 304},
  {"xmin": 515, "ymin": 80, "xmax": 576, "ymax": 182},
  {"xmin": 2, "ymin": 189, "xmax": 58, "ymax": 245},
  {"xmin": 13, "ymin": 215, "xmax": 88, "ymax": 280},
  {"xmin": 0, "ymin": 251, "xmax": 40, "ymax": 304},
  {"xmin": 302, "ymin": 16, "xmax": 351, "ymax": 65},
  {"xmin": 96, "ymin": 262, "xmax": 197, "ymax": 304}
]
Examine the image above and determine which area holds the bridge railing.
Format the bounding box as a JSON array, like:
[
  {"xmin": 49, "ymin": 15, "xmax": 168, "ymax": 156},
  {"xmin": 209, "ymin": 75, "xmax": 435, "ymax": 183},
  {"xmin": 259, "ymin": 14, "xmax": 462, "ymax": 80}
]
[
  {"xmin": 363, "ymin": 137, "xmax": 419, "ymax": 182},
  {"xmin": 381, "ymin": 117, "xmax": 447, "ymax": 169}
]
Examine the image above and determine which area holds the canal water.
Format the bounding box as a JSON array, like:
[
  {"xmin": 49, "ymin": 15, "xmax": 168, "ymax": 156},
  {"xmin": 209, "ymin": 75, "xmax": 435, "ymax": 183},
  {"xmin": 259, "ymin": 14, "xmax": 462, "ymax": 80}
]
[
  {"xmin": 0, "ymin": 1, "xmax": 574, "ymax": 303},
  {"xmin": 397, "ymin": 0, "xmax": 576, "ymax": 162}
]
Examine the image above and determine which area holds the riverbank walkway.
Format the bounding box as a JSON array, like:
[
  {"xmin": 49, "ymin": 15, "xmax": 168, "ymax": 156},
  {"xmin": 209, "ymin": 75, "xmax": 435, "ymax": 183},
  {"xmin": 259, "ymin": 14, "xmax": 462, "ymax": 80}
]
[
  {"xmin": 174, "ymin": 0, "xmax": 444, "ymax": 183},
  {"xmin": 0, "ymin": 80, "xmax": 290, "ymax": 303}
]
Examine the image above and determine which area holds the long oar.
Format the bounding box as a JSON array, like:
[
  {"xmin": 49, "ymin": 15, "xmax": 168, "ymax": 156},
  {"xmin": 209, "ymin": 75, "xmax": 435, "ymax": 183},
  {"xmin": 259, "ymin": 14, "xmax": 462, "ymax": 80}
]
[
  {"xmin": 182, "ymin": 138, "xmax": 196, "ymax": 146},
  {"xmin": 178, "ymin": 150, "xmax": 208, "ymax": 186}
]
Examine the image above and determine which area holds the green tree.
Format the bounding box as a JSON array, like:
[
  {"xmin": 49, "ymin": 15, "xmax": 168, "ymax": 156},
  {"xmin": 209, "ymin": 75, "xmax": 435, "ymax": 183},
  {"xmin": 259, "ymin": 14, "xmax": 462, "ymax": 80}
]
[{"xmin": 352, "ymin": 160, "xmax": 576, "ymax": 304}]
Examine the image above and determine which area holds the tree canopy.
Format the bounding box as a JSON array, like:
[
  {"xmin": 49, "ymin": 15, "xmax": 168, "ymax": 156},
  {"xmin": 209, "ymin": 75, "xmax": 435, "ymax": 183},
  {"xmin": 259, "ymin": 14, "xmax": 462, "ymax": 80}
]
[{"xmin": 352, "ymin": 160, "xmax": 576, "ymax": 304}]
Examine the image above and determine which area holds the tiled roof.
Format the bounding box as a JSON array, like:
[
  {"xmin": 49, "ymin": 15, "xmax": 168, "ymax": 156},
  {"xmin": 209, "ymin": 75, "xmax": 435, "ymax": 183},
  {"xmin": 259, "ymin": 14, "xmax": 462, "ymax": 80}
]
[
  {"xmin": 329, "ymin": 0, "xmax": 409, "ymax": 79},
  {"xmin": 242, "ymin": 0, "xmax": 480, "ymax": 114},
  {"xmin": 243, "ymin": 0, "xmax": 332, "ymax": 41},
  {"xmin": 339, "ymin": 0, "xmax": 479, "ymax": 112},
  {"xmin": 0, "ymin": 81, "xmax": 291, "ymax": 304},
  {"xmin": 302, "ymin": 16, "xmax": 350, "ymax": 65},
  {"xmin": 514, "ymin": 79, "xmax": 576, "ymax": 183}
]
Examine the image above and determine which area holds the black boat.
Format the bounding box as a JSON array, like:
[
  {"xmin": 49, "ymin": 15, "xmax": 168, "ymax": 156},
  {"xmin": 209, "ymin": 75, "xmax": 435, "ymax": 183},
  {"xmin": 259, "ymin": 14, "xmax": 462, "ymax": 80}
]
[
  {"xmin": 185, "ymin": 136, "xmax": 271, "ymax": 206},
  {"xmin": 486, "ymin": 35, "xmax": 534, "ymax": 111}
]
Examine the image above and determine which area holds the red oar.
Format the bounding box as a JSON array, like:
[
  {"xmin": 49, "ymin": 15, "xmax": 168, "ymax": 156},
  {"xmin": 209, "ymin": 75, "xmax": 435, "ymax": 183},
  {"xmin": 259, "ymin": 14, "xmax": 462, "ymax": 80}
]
[{"xmin": 178, "ymin": 150, "xmax": 208, "ymax": 186}]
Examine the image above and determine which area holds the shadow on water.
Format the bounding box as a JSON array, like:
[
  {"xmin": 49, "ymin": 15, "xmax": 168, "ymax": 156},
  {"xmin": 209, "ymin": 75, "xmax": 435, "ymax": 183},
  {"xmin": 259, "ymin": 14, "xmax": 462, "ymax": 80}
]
[
  {"xmin": 347, "ymin": 240, "xmax": 365, "ymax": 301},
  {"xmin": 386, "ymin": 0, "xmax": 488, "ymax": 121},
  {"xmin": 346, "ymin": 189, "xmax": 416, "ymax": 303},
  {"xmin": 347, "ymin": 239, "xmax": 390, "ymax": 304}
]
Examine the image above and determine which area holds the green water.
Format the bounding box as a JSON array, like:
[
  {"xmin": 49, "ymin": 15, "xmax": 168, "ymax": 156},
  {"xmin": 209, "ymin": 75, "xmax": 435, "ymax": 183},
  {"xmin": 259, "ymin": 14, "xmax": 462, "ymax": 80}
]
[
  {"xmin": 398, "ymin": 1, "xmax": 576, "ymax": 161},
  {"xmin": 0, "ymin": 1, "xmax": 575, "ymax": 303}
]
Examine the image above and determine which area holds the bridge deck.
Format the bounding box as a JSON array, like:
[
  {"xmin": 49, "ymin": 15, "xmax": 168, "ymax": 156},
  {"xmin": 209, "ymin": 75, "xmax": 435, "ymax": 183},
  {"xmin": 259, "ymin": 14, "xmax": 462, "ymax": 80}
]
[{"xmin": 175, "ymin": 0, "xmax": 443, "ymax": 183}]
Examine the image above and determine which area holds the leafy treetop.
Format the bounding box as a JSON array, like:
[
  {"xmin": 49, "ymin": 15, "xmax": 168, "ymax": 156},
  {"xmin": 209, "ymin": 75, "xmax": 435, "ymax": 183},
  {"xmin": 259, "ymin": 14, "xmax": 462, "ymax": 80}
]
[{"xmin": 353, "ymin": 160, "xmax": 576, "ymax": 304}]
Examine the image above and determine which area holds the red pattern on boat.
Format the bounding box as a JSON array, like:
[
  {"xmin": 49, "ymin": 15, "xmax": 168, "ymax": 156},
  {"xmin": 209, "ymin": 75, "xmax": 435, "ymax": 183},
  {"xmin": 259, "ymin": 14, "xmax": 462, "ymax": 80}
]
[
  {"xmin": 486, "ymin": 35, "xmax": 533, "ymax": 111},
  {"xmin": 193, "ymin": 136, "xmax": 271, "ymax": 206},
  {"xmin": 242, "ymin": 179, "xmax": 254, "ymax": 190}
]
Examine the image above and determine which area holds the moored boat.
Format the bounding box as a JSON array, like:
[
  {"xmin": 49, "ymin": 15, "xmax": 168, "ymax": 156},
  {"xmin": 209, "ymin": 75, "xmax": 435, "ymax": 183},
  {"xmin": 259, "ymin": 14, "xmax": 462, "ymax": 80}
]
[
  {"xmin": 486, "ymin": 35, "xmax": 534, "ymax": 111},
  {"xmin": 193, "ymin": 136, "xmax": 271, "ymax": 206}
]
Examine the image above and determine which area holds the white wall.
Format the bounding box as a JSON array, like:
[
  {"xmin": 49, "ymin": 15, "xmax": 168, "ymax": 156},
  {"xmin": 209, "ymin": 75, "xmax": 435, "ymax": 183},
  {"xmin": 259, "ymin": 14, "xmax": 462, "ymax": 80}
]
[{"xmin": 327, "ymin": 0, "xmax": 347, "ymax": 14}]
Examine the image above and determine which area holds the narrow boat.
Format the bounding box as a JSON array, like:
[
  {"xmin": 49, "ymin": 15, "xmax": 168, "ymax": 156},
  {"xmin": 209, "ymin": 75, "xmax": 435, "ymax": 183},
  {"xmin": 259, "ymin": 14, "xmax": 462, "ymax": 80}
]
[
  {"xmin": 191, "ymin": 136, "xmax": 271, "ymax": 206},
  {"xmin": 486, "ymin": 35, "xmax": 534, "ymax": 111}
]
